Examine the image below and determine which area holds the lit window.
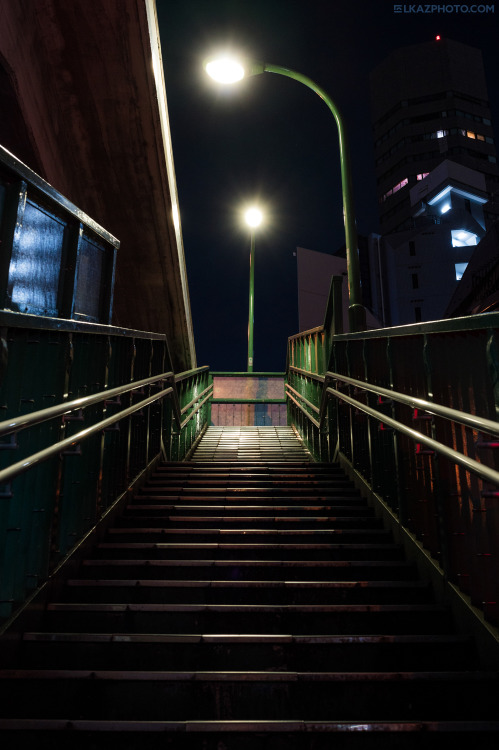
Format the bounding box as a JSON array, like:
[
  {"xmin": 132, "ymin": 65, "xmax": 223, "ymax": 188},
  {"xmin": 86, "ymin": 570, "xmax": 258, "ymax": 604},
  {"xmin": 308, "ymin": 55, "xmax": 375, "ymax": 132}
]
[
  {"xmin": 467, "ymin": 131, "xmax": 476, "ymax": 139},
  {"xmin": 451, "ymin": 229, "xmax": 478, "ymax": 247},
  {"xmin": 417, "ymin": 173, "xmax": 429, "ymax": 181},
  {"xmin": 455, "ymin": 263, "xmax": 468, "ymax": 280},
  {"xmin": 477, "ymin": 134, "xmax": 485, "ymax": 142},
  {"xmin": 381, "ymin": 178, "xmax": 408, "ymax": 202},
  {"xmin": 393, "ymin": 179, "xmax": 408, "ymax": 194},
  {"xmin": 441, "ymin": 203, "xmax": 451, "ymax": 214},
  {"xmin": 436, "ymin": 130, "xmax": 447, "ymax": 138}
]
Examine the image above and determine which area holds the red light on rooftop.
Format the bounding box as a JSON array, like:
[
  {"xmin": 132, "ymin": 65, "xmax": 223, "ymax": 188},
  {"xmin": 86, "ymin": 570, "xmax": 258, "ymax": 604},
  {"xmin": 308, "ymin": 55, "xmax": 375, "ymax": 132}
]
[{"xmin": 436, "ymin": 35, "xmax": 441, "ymax": 40}]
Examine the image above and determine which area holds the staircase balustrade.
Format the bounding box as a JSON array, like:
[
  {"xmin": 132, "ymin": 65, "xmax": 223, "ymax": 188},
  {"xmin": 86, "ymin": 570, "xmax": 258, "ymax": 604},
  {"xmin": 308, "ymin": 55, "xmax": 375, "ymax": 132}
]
[
  {"xmin": 287, "ymin": 313, "xmax": 499, "ymax": 626},
  {"xmin": 0, "ymin": 312, "xmax": 211, "ymax": 621}
]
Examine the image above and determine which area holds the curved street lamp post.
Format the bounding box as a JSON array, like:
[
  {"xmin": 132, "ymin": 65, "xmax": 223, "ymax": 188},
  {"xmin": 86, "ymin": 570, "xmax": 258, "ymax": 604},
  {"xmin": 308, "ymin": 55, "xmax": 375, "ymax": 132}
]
[{"xmin": 204, "ymin": 57, "xmax": 366, "ymax": 333}]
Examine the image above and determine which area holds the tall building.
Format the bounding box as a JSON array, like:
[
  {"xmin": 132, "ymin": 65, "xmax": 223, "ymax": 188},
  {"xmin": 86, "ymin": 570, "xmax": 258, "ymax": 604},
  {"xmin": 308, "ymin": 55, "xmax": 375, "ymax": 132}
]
[{"xmin": 370, "ymin": 37, "xmax": 499, "ymax": 236}]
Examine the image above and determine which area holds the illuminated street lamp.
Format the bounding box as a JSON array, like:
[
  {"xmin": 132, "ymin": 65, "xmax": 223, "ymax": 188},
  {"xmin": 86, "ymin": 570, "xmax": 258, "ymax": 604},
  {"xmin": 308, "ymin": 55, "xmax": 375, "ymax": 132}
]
[
  {"xmin": 244, "ymin": 206, "xmax": 263, "ymax": 372},
  {"xmin": 204, "ymin": 55, "xmax": 366, "ymax": 332}
]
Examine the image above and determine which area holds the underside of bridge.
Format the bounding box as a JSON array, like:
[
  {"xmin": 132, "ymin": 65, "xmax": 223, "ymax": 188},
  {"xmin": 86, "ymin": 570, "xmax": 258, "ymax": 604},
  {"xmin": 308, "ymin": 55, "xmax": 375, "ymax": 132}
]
[{"xmin": 0, "ymin": 0, "xmax": 195, "ymax": 372}]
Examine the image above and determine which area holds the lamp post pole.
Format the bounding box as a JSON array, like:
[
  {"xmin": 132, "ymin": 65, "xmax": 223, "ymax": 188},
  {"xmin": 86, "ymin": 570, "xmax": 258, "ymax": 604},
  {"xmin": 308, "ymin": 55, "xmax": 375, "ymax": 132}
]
[
  {"xmin": 247, "ymin": 227, "xmax": 256, "ymax": 372},
  {"xmin": 244, "ymin": 207, "xmax": 262, "ymax": 372},
  {"xmin": 205, "ymin": 58, "xmax": 367, "ymax": 333}
]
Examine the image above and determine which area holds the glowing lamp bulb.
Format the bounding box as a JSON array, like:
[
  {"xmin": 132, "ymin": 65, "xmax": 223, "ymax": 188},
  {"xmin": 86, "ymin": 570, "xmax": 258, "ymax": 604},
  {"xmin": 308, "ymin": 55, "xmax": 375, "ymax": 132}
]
[
  {"xmin": 245, "ymin": 208, "xmax": 263, "ymax": 228},
  {"xmin": 205, "ymin": 57, "xmax": 245, "ymax": 84}
]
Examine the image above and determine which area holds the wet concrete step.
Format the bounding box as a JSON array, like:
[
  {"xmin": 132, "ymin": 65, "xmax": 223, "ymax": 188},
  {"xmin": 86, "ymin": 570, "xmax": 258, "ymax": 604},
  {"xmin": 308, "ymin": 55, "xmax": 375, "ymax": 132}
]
[
  {"xmin": 63, "ymin": 578, "xmax": 431, "ymax": 605},
  {"xmin": 19, "ymin": 632, "xmax": 476, "ymax": 672},
  {"xmin": 1, "ymin": 668, "xmax": 497, "ymax": 721},
  {"xmin": 42, "ymin": 602, "xmax": 453, "ymax": 635}
]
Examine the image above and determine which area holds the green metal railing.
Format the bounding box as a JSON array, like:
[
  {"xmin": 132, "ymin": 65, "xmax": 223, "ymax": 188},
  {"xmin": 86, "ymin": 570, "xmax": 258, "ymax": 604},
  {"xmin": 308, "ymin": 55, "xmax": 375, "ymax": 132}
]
[
  {"xmin": 286, "ymin": 312, "xmax": 499, "ymax": 626},
  {"xmin": 0, "ymin": 312, "xmax": 211, "ymax": 621}
]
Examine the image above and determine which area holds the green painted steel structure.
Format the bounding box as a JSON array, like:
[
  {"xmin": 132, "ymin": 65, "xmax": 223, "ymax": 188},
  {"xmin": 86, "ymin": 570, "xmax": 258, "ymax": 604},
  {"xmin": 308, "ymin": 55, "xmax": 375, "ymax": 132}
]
[
  {"xmin": 286, "ymin": 310, "xmax": 499, "ymax": 631},
  {"xmin": 0, "ymin": 311, "xmax": 211, "ymax": 621}
]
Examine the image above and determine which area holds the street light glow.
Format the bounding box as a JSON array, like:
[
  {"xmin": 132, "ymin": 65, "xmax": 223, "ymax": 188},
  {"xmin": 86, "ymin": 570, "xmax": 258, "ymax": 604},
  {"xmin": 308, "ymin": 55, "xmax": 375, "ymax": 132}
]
[
  {"xmin": 202, "ymin": 53, "xmax": 367, "ymax": 331},
  {"xmin": 245, "ymin": 207, "xmax": 263, "ymax": 228},
  {"xmin": 204, "ymin": 57, "xmax": 245, "ymax": 84}
]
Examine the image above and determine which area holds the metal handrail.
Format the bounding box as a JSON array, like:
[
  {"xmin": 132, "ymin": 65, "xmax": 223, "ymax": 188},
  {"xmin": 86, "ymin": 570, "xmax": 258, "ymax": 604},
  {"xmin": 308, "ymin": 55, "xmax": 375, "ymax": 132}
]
[
  {"xmin": 286, "ymin": 366, "xmax": 499, "ymax": 485},
  {"xmin": 325, "ymin": 385, "xmax": 499, "ymax": 487},
  {"xmin": 285, "ymin": 386, "xmax": 320, "ymax": 429},
  {"xmin": 180, "ymin": 386, "xmax": 214, "ymax": 430},
  {"xmin": 285, "ymin": 383, "xmax": 320, "ymax": 415},
  {"xmin": 323, "ymin": 371, "xmax": 499, "ymax": 437},
  {"xmin": 288, "ymin": 364, "xmax": 326, "ymax": 383},
  {"xmin": 174, "ymin": 365, "xmax": 210, "ymax": 383},
  {"xmin": 180, "ymin": 383, "xmax": 213, "ymax": 417},
  {"xmin": 0, "ymin": 371, "xmax": 177, "ymax": 438},
  {"xmin": 0, "ymin": 385, "xmax": 175, "ymax": 486},
  {"xmin": 0, "ymin": 368, "xmax": 214, "ymax": 484}
]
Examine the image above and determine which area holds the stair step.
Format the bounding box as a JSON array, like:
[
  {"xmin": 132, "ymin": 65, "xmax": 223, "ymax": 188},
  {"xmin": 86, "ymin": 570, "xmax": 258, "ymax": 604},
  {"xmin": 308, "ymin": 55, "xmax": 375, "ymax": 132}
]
[
  {"xmin": 137, "ymin": 486, "xmax": 361, "ymax": 496},
  {"xmin": 144, "ymin": 480, "xmax": 356, "ymax": 488},
  {"xmin": 20, "ymin": 632, "xmax": 476, "ymax": 671},
  {"xmin": 105, "ymin": 528, "xmax": 393, "ymax": 544},
  {"xmin": 132, "ymin": 493, "xmax": 366, "ymax": 503},
  {"xmin": 2, "ymin": 719, "xmax": 499, "ymax": 750},
  {"xmin": 119, "ymin": 516, "xmax": 381, "ymax": 529},
  {"xmin": 63, "ymin": 578, "xmax": 430, "ymax": 604},
  {"xmin": 94, "ymin": 542, "xmax": 405, "ymax": 561},
  {"xmin": 1, "ymin": 669, "xmax": 497, "ymax": 721},
  {"xmin": 79, "ymin": 559, "xmax": 418, "ymax": 581},
  {"xmin": 43, "ymin": 602, "xmax": 453, "ymax": 634},
  {"xmin": 126, "ymin": 504, "xmax": 375, "ymax": 516}
]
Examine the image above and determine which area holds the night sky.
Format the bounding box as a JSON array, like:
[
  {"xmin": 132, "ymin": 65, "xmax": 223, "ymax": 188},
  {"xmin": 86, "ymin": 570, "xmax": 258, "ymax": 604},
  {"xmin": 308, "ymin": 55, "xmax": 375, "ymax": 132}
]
[{"xmin": 157, "ymin": 0, "xmax": 499, "ymax": 372}]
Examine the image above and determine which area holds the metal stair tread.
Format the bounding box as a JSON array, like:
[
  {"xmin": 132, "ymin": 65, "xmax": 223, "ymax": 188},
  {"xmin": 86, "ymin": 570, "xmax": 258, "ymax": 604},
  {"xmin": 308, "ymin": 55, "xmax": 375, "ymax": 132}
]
[
  {"xmin": 22, "ymin": 632, "xmax": 470, "ymax": 645},
  {"xmin": 66, "ymin": 579, "xmax": 428, "ymax": 589},
  {"xmin": 82, "ymin": 558, "xmax": 414, "ymax": 568},
  {"xmin": 1, "ymin": 718, "xmax": 498, "ymax": 733},
  {"xmin": 1, "ymin": 668, "xmax": 495, "ymax": 682},
  {"xmin": 46, "ymin": 602, "xmax": 448, "ymax": 613}
]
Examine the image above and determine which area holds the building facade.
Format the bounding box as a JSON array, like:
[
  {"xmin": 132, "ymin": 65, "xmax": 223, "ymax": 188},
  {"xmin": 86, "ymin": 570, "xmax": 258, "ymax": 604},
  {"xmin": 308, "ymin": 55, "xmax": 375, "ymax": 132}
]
[
  {"xmin": 370, "ymin": 37, "xmax": 499, "ymax": 236},
  {"xmin": 368, "ymin": 37, "xmax": 499, "ymax": 326}
]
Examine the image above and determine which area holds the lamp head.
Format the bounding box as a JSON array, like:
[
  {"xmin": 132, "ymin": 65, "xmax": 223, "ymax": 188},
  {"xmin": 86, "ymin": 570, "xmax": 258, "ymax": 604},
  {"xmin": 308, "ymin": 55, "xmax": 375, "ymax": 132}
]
[
  {"xmin": 245, "ymin": 207, "xmax": 263, "ymax": 228},
  {"xmin": 203, "ymin": 55, "xmax": 264, "ymax": 84}
]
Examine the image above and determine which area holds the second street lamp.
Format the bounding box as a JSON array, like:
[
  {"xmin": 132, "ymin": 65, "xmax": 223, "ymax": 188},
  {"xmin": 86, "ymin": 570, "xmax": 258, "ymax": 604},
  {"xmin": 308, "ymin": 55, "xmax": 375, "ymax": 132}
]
[
  {"xmin": 204, "ymin": 55, "xmax": 366, "ymax": 333},
  {"xmin": 245, "ymin": 207, "xmax": 263, "ymax": 372}
]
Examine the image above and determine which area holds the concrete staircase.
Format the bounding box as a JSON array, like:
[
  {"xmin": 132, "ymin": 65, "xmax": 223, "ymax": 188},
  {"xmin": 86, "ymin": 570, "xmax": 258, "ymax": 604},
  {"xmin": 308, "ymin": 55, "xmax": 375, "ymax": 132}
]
[{"xmin": 1, "ymin": 426, "xmax": 498, "ymax": 747}]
